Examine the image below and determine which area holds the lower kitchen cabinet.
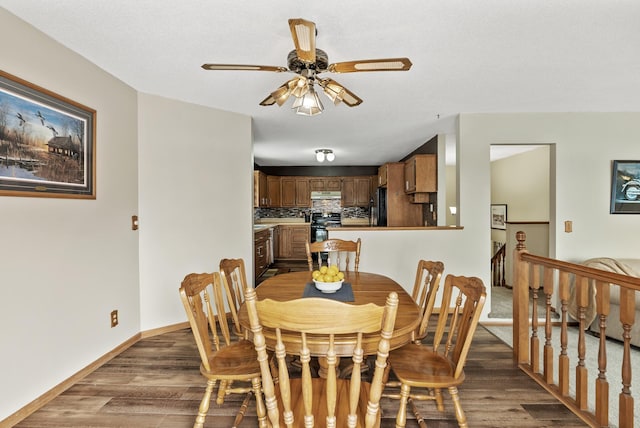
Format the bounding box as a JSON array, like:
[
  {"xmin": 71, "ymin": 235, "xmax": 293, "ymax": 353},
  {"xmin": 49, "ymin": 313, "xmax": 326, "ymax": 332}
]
[
  {"xmin": 254, "ymin": 228, "xmax": 270, "ymax": 280},
  {"xmin": 277, "ymin": 224, "xmax": 310, "ymax": 260}
]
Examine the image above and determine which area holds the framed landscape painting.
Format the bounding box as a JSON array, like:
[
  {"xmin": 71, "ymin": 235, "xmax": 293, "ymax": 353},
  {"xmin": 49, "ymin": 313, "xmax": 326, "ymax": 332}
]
[
  {"xmin": 610, "ymin": 160, "xmax": 640, "ymax": 214},
  {"xmin": 491, "ymin": 204, "xmax": 507, "ymax": 229},
  {"xmin": 0, "ymin": 71, "xmax": 96, "ymax": 198}
]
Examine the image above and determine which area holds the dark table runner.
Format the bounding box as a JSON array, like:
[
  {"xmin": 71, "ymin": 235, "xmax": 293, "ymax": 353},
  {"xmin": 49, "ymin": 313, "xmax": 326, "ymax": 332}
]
[{"xmin": 302, "ymin": 282, "xmax": 354, "ymax": 302}]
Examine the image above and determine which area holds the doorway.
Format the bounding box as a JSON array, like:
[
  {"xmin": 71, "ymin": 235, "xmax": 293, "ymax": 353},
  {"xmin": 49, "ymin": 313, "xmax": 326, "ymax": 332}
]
[{"xmin": 488, "ymin": 144, "xmax": 553, "ymax": 319}]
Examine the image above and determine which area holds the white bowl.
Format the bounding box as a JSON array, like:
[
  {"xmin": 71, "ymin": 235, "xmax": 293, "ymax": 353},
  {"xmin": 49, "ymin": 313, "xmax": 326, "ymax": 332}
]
[{"xmin": 313, "ymin": 279, "xmax": 344, "ymax": 293}]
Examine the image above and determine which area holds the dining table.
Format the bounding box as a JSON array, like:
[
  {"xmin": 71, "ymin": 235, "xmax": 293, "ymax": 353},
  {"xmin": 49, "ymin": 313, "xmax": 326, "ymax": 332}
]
[{"xmin": 238, "ymin": 270, "xmax": 421, "ymax": 358}]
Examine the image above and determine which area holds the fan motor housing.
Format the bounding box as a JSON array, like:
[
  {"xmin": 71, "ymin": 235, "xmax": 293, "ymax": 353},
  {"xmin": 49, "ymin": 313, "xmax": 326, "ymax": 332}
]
[{"xmin": 287, "ymin": 49, "xmax": 329, "ymax": 73}]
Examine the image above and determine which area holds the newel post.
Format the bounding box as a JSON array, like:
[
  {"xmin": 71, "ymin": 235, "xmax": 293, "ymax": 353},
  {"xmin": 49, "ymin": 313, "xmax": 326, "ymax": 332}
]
[{"xmin": 513, "ymin": 231, "xmax": 530, "ymax": 363}]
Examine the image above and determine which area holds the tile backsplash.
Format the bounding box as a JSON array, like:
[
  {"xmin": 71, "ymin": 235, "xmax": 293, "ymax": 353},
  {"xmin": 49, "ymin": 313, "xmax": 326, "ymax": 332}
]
[{"xmin": 255, "ymin": 206, "xmax": 369, "ymax": 220}]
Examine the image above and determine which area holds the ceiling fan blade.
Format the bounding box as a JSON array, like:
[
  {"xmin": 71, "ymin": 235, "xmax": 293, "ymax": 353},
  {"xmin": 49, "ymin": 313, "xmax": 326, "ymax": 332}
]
[
  {"xmin": 317, "ymin": 78, "xmax": 363, "ymax": 107},
  {"xmin": 328, "ymin": 58, "xmax": 412, "ymax": 73},
  {"xmin": 201, "ymin": 64, "xmax": 288, "ymax": 72},
  {"xmin": 288, "ymin": 18, "xmax": 316, "ymax": 64}
]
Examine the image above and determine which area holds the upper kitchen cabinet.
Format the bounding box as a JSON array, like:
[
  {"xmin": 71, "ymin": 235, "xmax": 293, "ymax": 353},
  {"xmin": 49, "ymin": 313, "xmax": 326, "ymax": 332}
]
[
  {"xmin": 342, "ymin": 176, "xmax": 375, "ymax": 206},
  {"xmin": 404, "ymin": 154, "xmax": 437, "ymax": 194},
  {"xmin": 254, "ymin": 171, "xmax": 281, "ymax": 207},
  {"xmin": 309, "ymin": 177, "xmax": 341, "ymax": 191},
  {"xmin": 378, "ymin": 164, "xmax": 389, "ymax": 187},
  {"xmin": 281, "ymin": 177, "xmax": 310, "ymax": 207},
  {"xmin": 254, "ymin": 171, "xmax": 267, "ymax": 207},
  {"xmin": 266, "ymin": 175, "xmax": 281, "ymax": 207}
]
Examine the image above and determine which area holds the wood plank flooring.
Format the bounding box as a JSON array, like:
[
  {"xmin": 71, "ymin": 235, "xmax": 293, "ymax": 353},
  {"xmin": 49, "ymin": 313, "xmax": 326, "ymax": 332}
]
[
  {"xmin": 13, "ymin": 329, "xmax": 588, "ymax": 427},
  {"xmin": 13, "ymin": 261, "xmax": 588, "ymax": 427}
]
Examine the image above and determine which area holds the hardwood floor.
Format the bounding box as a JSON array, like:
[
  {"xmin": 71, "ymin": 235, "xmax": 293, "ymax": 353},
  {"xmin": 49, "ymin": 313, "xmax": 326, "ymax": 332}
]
[
  {"xmin": 13, "ymin": 331, "xmax": 587, "ymax": 426},
  {"xmin": 13, "ymin": 262, "xmax": 588, "ymax": 427}
]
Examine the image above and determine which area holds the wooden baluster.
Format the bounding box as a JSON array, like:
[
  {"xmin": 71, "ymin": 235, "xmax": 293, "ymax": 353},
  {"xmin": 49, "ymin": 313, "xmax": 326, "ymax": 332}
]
[
  {"xmin": 618, "ymin": 287, "xmax": 635, "ymax": 428},
  {"xmin": 530, "ymin": 265, "xmax": 540, "ymax": 373},
  {"xmin": 543, "ymin": 267, "xmax": 554, "ymax": 384},
  {"xmin": 513, "ymin": 231, "xmax": 529, "ymax": 364},
  {"xmin": 500, "ymin": 246, "xmax": 506, "ymax": 287},
  {"xmin": 594, "ymin": 280, "xmax": 610, "ymax": 427},
  {"xmin": 558, "ymin": 271, "xmax": 570, "ymax": 396},
  {"xmin": 575, "ymin": 275, "xmax": 588, "ymax": 410}
]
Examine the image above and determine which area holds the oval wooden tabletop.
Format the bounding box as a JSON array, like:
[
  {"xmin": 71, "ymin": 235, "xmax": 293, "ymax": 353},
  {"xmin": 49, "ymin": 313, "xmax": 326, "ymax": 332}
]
[{"xmin": 239, "ymin": 270, "xmax": 420, "ymax": 356}]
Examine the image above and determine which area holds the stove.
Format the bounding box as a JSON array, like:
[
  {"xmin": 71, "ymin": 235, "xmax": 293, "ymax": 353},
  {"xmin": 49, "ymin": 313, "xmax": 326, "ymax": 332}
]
[{"xmin": 310, "ymin": 212, "xmax": 342, "ymax": 243}]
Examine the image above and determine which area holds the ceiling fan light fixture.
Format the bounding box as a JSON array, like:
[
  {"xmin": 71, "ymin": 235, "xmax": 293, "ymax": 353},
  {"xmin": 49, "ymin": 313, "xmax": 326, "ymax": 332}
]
[
  {"xmin": 315, "ymin": 149, "xmax": 334, "ymax": 162},
  {"xmin": 295, "ymin": 86, "xmax": 323, "ymax": 116},
  {"xmin": 291, "ymin": 77, "xmax": 309, "ymax": 98},
  {"xmin": 271, "ymin": 86, "xmax": 291, "ymax": 106},
  {"xmin": 320, "ymin": 81, "xmax": 345, "ymax": 105}
]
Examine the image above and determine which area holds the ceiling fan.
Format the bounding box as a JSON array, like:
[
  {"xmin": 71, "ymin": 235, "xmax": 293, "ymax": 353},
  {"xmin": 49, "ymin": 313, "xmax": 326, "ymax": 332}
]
[{"xmin": 201, "ymin": 18, "xmax": 412, "ymax": 116}]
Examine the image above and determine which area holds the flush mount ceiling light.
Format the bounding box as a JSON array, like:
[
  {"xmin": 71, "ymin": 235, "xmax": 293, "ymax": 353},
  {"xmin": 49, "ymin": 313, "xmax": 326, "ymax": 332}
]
[{"xmin": 315, "ymin": 149, "xmax": 335, "ymax": 162}]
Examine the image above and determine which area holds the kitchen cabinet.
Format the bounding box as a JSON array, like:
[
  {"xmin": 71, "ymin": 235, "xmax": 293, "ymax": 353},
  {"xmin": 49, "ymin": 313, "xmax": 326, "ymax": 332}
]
[
  {"xmin": 254, "ymin": 171, "xmax": 281, "ymax": 207},
  {"xmin": 277, "ymin": 224, "xmax": 310, "ymax": 259},
  {"xmin": 378, "ymin": 164, "xmax": 388, "ymax": 187},
  {"xmin": 266, "ymin": 175, "xmax": 281, "ymax": 207},
  {"xmin": 342, "ymin": 176, "xmax": 375, "ymax": 207},
  {"xmin": 281, "ymin": 177, "xmax": 310, "ymax": 207},
  {"xmin": 309, "ymin": 177, "xmax": 341, "ymax": 191},
  {"xmin": 254, "ymin": 228, "xmax": 270, "ymax": 279},
  {"xmin": 404, "ymin": 154, "xmax": 437, "ymax": 194},
  {"xmin": 254, "ymin": 171, "xmax": 267, "ymax": 207},
  {"xmin": 384, "ymin": 162, "xmax": 423, "ymax": 227}
]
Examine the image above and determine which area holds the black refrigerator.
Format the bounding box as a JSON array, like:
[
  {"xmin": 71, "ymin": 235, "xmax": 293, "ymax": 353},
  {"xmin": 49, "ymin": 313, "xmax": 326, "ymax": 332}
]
[{"xmin": 376, "ymin": 187, "xmax": 387, "ymax": 227}]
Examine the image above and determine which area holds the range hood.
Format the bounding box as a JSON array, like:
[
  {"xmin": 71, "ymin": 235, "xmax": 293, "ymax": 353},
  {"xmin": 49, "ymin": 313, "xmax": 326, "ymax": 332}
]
[{"xmin": 310, "ymin": 191, "xmax": 342, "ymax": 200}]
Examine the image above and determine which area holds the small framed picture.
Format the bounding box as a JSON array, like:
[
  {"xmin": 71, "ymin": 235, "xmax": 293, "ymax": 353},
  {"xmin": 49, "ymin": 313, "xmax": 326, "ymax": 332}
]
[
  {"xmin": 491, "ymin": 204, "xmax": 507, "ymax": 229},
  {"xmin": 610, "ymin": 160, "xmax": 640, "ymax": 214}
]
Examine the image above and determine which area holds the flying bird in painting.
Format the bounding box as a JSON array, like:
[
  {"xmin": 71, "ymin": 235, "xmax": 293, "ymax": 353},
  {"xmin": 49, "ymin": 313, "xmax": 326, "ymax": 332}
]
[
  {"xmin": 16, "ymin": 113, "xmax": 26, "ymax": 126},
  {"xmin": 46, "ymin": 125, "xmax": 58, "ymax": 136},
  {"xmin": 36, "ymin": 111, "xmax": 46, "ymax": 125}
]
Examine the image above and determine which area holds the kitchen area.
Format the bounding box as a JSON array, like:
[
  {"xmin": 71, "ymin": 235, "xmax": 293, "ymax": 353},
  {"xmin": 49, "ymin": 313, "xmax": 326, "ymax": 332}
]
[{"xmin": 253, "ymin": 151, "xmax": 444, "ymax": 282}]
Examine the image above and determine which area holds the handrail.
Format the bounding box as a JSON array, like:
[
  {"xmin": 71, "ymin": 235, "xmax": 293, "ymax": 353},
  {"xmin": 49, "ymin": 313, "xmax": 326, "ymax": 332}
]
[
  {"xmin": 490, "ymin": 243, "xmax": 506, "ymax": 287},
  {"xmin": 513, "ymin": 231, "xmax": 637, "ymax": 428}
]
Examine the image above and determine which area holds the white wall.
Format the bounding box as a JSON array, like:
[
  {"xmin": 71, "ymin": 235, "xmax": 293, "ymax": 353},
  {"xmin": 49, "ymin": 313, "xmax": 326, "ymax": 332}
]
[
  {"xmin": 491, "ymin": 146, "xmax": 550, "ymax": 222},
  {"xmin": 1, "ymin": 8, "xmax": 139, "ymax": 419},
  {"xmin": 0, "ymin": 9, "xmax": 254, "ymax": 421},
  {"xmin": 137, "ymin": 93, "xmax": 253, "ymax": 330},
  {"xmin": 462, "ymin": 113, "xmax": 640, "ymax": 263}
]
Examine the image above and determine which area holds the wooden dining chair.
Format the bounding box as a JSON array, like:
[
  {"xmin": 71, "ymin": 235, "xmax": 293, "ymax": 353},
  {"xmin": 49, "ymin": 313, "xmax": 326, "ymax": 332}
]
[
  {"xmin": 410, "ymin": 260, "xmax": 445, "ymax": 344},
  {"xmin": 388, "ymin": 274, "xmax": 486, "ymax": 428},
  {"xmin": 245, "ymin": 287, "xmax": 399, "ymax": 428},
  {"xmin": 179, "ymin": 271, "xmax": 266, "ymax": 428},
  {"xmin": 219, "ymin": 258, "xmax": 250, "ymax": 337},
  {"xmin": 383, "ymin": 260, "xmax": 444, "ymax": 399},
  {"xmin": 306, "ymin": 238, "xmax": 361, "ymax": 272}
]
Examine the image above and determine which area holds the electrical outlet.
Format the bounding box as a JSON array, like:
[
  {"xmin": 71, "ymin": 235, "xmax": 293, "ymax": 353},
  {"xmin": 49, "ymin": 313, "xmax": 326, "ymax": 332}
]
[{"xmin": 111, "ymin": 310, "xmax": 119, "ymax": 327}]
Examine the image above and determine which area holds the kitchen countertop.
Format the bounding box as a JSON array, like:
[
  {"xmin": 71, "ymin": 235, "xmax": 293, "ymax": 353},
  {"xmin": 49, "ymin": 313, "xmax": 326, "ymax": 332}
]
[
  {"xmin": 330, "ymin": 225, "xmax": 464, "ymax": 231},
  {"xmin": 254, "ymin": 218, "xmax": 310, "ymax": 233}
]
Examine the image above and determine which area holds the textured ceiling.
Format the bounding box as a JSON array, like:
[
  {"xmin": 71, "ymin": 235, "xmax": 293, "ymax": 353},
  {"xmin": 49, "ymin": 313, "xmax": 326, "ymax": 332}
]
[{"xmin": 2, "ymin": 1, "xmax": 638, "ymax": 166}]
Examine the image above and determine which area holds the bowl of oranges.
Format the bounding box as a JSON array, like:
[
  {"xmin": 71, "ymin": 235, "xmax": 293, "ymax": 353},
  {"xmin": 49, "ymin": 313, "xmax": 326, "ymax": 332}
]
[{"xmin": 312, "ymin": 265, "xmax": 346, "ymax": 293}]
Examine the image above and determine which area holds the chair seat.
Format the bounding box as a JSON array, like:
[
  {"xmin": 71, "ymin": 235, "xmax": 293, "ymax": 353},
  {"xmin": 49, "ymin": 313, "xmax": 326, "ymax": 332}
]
[
  {"xmin": 202, "ymin": 339, "xmax": 262, "ymax": 378},
  {"xmin": 389, "ymin": 345, "xmax": 465, "ymax": 388},
  {"xmin": 272, "ymin": 378, "xmax": 380, "ymax": 428}
]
